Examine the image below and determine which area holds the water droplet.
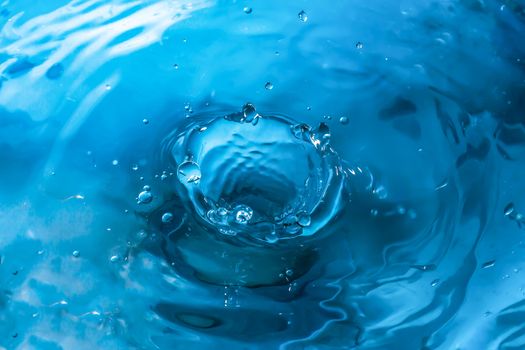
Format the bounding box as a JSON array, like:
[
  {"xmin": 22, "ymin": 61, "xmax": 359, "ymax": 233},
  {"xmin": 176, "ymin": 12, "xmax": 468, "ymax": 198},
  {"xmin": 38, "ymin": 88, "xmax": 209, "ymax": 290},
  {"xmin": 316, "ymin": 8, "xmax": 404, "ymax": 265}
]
[
  {"xmin": 243, "ymin": 6, "xmax": 252, "ymax": 14},
  {"xmin": 339, "ymin": 116, "xmax": 349, "ymax": 125},
  {"xmin": 242, "ymin": 102, "xmax": 260, "ymax": 123},
  {"xmin": 298, "ymin": 10, "xmax": 308, "ymax": 22},
  {"xmin": 297, "ymin": 211, "xmax": 311, "ymax": 227},
  {"xmin": 309, "ymin": 122, "xmax": 331, "ymax": 151},
  {"xmin": 411, "ymin": 264, "xmax": 436, "ymax": 271},
  {"xmin": 72, "ymin": 250, "xmax": 80, "ymax": 258},
  {"xmin": 233, "ymin": 205, "xmax": 253, "ymax": 224},
  {"xmin": 162, "ymin": 212, "xmax": 174, "ymax": 223},
  {"xmin": 112, "ymin": 159, "xmax": 119, "ymax": 166},
  {"xmin": 265, "ymin": 81, "xmax": 273, "ymax": 90},
  {"xmin": 482, "ymin": 260, "xmax": 496, "ymax": 269},
  {"xmin": 285, "ymin": 223, "xmax": 302, "ymax": 235},
  {"xmin": 356, "ymin": 41, "xmax": 363, "ymax": 49},
  {"xmin": 291, "ymin": 123, "xmax": 311, "ymax": 139},
  {"xmin": 137, "ymin": 190, "xmax": 153, "ymax": 204},
  {"xmin": 143, "ymin": 118, "xmax": 149, "ymax": 125},
  {"xmin": 177, "ymin": 161, "xmax": 201, "ymax": 184},
  {"xmin": 504, "ymin": 202, "xmax": 516, "ymax": 217}
]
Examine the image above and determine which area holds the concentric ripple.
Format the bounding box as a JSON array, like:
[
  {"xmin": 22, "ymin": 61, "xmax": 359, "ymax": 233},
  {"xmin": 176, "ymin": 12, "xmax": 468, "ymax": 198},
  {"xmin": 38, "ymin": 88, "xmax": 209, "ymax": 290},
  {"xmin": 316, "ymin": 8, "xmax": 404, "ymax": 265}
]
[{"xmin": 161, "ymin": 103, "xmax": 345, "ymax": 245}]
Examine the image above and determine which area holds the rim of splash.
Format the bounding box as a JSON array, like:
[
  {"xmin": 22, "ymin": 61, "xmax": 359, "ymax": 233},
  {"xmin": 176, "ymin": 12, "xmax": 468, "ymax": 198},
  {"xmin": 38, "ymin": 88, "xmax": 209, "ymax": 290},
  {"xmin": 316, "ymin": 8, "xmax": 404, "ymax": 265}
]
[{"xmin": 160, "ymin": 103, "xmax": 346, "ymax": 245}]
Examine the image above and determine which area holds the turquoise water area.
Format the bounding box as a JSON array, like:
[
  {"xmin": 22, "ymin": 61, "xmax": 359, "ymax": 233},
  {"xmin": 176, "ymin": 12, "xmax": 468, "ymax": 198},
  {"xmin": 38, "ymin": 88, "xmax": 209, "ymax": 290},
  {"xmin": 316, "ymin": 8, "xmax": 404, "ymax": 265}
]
[{"xmin": 1, "ymin": 0, "xmax": 525, "ymax": 349}]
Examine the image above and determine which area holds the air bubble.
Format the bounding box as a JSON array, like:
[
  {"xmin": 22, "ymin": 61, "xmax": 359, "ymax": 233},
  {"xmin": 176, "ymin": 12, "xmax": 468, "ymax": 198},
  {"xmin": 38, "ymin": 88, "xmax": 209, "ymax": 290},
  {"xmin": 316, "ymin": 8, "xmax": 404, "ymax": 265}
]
[
  {"xmin": 356, "ymin": 41, "xmax": 363, "ymax": 49},
  {"xmin": 72, "ymin": 250, "xmax": 80, "ymax": 258},
  {"xmin": 265, "ymin": 81, "xmax": 274, "ymax": 90},
  {"xmin": 339, "ymin": 116, "xmax": 349, "ymax": 125},
  {"xmin": 243, "ymin": 6, "xmax": 252, "ymax": 14}
]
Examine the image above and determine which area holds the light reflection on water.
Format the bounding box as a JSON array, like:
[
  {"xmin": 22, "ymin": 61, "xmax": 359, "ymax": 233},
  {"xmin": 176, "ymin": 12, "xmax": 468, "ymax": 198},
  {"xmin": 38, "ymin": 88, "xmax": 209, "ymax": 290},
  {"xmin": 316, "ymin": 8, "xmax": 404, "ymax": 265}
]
[{"xmin": 1, "ymin": 0, "xmax": 525, "ymax": 349}]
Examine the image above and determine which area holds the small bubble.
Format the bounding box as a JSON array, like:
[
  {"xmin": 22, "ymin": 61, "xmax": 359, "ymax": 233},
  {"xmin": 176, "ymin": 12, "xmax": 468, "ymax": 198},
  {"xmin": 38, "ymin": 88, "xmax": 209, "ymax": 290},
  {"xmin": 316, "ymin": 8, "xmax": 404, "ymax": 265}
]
[
  {"xmin": 110, "ymin": 255, "xmax": 119, "ymax": 263},
  {"xmin": 430, "ymin": 279, "xmax": 440, "ymax": 287},
  {"xmin": 143, "ymin": 185, "xmax": 151, "ymax": 191},
  {"xmin": 370, "ymin": 208, "xmax": 379, "ymax": 216},
  {"xmin": 173, "ymin": 63, "xmax": 179, "ymax": 69},
  {"xmin": 112, "ymin": 159, "xmax": 119, "ymax": 166},
  {"xmin": 285, "ymin": 269, "xmax": 294, "ymax": 277},
  {"xmin": 243, "ymin": 6, "xmax": 252, "ymax": 14},
  {"xmin": 339, "ymin": 116, "xmax": 349, "ymax": 125},
  {"xmin": 265, "ymin": 81, "xmax": 274, "ymax": 90},
  {"xmin": 105, "ymin": 84, "xmax": 112, "ymax": 90},
  {"xmin": 234, "ymin": 205, "xmax": 253, "ymax": 224},
  {"xmin": 137, "ymin": 190, "xmax": 153, "ymax": 204},
  {"xmin": 161, "ymin": 173, "xmax": 168, "ymax": 181},
  {"xmin": 177, "ymin": 161, "xmax": 201, "ymax": 184},
  {"xmin": 298, "ymin": 10, "xmax": 308, "ymax": 22},
  {"xmin": 143, "ymin": 118, "xmax": 149, "ymax": 125},
  {"xmin": 132, "ymin": 164, "xmax": 139, "ymax": 171},
  {"xmin": 356, "ymin": 41, "xmax": 363, "ymax": 49},
  {"xmin": 72, "ymin": 250, "xmax": 80, "ymax": 258}
]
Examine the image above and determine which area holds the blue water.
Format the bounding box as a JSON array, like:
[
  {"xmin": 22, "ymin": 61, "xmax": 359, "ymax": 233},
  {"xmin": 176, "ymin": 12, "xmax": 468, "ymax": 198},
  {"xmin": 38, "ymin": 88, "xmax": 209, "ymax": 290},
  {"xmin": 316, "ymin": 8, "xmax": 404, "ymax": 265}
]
[{"xmin": 1, "ymin": 0, "xmax": 525, "ymax": 349}]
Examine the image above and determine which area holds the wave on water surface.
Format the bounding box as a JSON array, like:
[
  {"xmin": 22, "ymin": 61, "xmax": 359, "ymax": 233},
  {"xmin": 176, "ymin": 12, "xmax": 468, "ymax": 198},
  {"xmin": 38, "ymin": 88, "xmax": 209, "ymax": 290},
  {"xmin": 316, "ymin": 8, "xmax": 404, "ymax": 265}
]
[{"xmin": 1, "ymin": 0, "xmax": 525, "ymax": 349}]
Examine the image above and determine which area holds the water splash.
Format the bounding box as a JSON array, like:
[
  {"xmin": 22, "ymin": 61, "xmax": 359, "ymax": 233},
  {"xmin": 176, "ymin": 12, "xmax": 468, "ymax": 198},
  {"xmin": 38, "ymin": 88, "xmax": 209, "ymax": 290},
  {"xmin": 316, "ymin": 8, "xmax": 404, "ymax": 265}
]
[{"xmin": 162, "ymin": 103, "xmax": 345, "ymax": 244}]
